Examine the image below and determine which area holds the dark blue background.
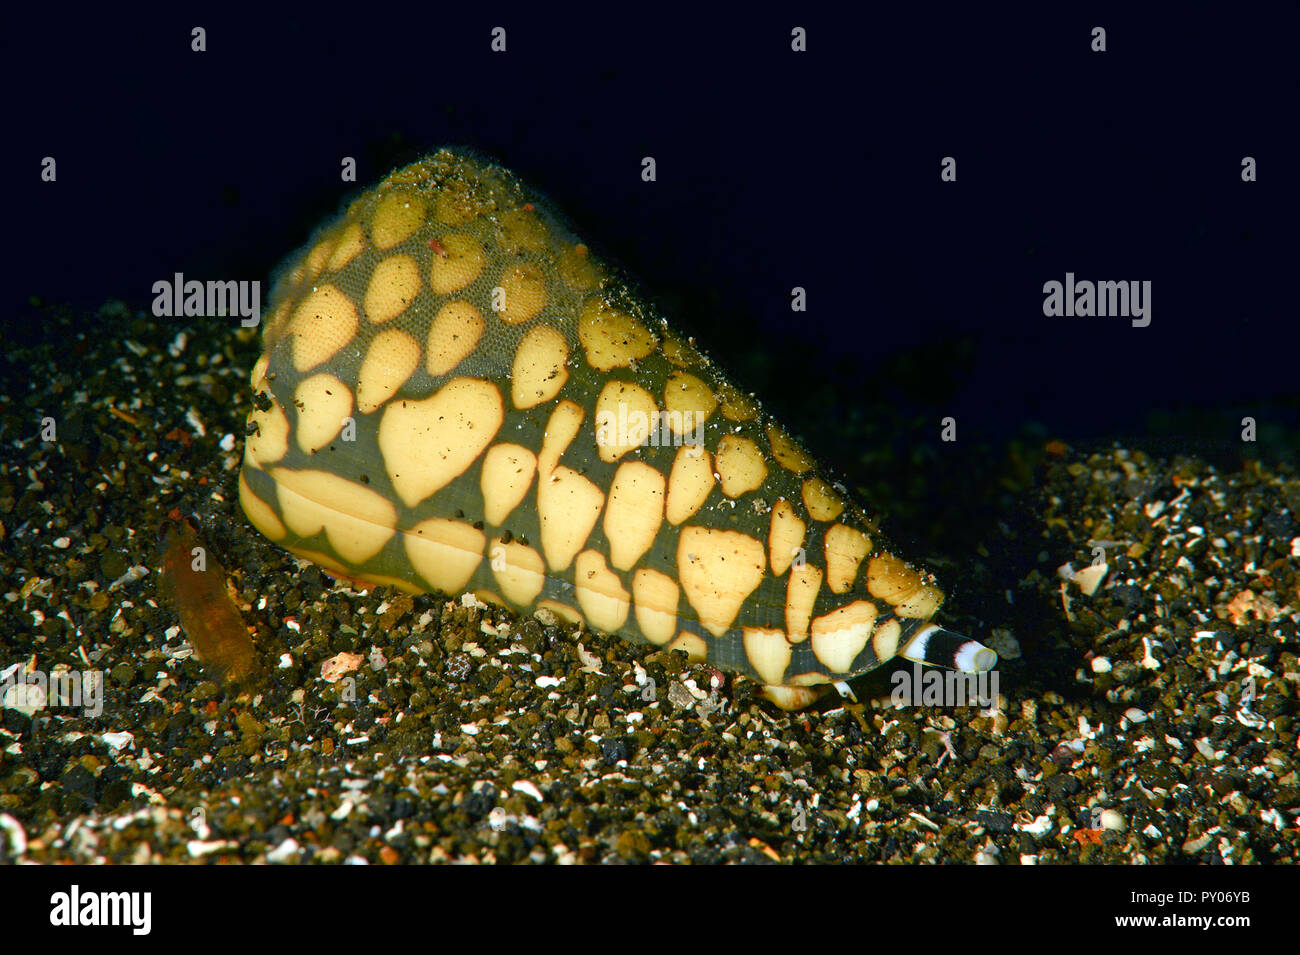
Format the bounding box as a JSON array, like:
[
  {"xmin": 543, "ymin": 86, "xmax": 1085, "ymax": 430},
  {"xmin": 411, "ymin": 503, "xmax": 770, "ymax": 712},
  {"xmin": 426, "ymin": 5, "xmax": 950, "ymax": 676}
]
[{"xmin": 5, "ymin": 6, "xmax": 1297, "ymax": 454}]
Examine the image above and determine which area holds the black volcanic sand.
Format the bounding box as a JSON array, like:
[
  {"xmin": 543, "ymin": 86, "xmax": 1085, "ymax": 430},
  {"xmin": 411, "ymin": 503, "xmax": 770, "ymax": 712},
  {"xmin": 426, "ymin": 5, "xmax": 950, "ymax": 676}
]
[{"xmin": 0, "ymin": 301, "xmax": 1297, "ymax": 864}]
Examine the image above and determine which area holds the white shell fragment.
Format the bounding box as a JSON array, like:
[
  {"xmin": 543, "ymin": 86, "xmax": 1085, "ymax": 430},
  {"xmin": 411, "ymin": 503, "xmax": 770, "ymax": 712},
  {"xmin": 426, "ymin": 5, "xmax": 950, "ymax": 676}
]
[
  {"xmin": 1, "ymin": 682, "xmax": 46, "ymax": 717},
  {"xmin": 1071, "ymin": 562, "xmax": 1108, "ymax": 596},
  {"xmin": 1099, "ymin": 809, "xmax": 1126, "ymax": 832}
]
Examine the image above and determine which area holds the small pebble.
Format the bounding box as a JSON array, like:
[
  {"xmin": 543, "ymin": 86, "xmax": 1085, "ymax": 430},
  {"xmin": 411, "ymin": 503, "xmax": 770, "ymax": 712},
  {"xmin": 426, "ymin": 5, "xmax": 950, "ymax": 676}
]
[{"xmin": 1099, "ymin": 809, "xmax": 1126, "ymax": 832}]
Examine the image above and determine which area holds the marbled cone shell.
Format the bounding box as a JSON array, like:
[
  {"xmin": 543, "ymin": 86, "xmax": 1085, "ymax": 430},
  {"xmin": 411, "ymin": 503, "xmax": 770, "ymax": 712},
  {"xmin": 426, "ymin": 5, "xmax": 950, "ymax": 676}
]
[{"xmin": 239, "ymin": 147, "xmax": 950, "ymax": 693}]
